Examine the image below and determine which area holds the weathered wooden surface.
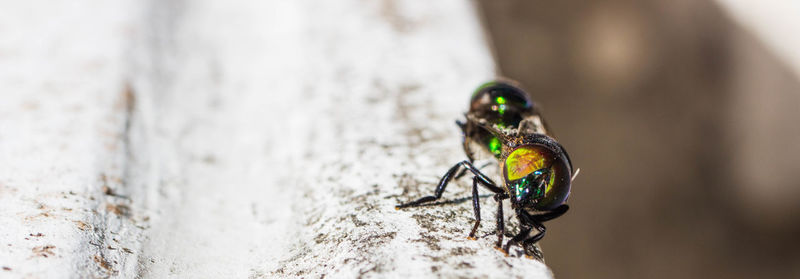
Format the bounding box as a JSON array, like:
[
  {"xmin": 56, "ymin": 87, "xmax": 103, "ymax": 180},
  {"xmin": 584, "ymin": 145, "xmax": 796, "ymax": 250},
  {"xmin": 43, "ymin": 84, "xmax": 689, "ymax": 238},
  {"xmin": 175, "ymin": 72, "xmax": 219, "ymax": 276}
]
[
  {"xmin": 0, "ymin": 0, "xmax": 553, "ymax": 278},
  {"xmin": 0, "ymin": 1, "xmax": 146, "ymax": 277}
]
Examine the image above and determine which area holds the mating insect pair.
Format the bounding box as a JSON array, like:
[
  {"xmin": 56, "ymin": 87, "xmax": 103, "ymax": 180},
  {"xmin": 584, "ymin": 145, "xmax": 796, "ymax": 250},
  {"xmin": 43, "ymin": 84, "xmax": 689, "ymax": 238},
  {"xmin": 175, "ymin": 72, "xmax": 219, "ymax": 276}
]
[{"xmin": 396, "ymin": 80, "xmax": 574, "ymax": 258}]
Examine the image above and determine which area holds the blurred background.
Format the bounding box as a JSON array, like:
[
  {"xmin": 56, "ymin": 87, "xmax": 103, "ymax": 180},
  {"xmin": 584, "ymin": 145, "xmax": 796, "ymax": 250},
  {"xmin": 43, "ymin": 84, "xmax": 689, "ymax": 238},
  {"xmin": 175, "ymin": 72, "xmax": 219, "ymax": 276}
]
[{"xmin": 477, "ymin": 0, "xmax": 800, "ymax": 278}]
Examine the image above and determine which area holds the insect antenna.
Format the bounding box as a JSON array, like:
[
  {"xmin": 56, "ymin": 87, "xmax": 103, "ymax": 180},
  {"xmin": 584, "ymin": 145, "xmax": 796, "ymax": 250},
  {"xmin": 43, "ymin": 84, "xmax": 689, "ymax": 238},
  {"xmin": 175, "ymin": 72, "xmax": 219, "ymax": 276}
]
[{"xmin": 571, "ymin": 168, "xmax": 581, "ymax": 182}]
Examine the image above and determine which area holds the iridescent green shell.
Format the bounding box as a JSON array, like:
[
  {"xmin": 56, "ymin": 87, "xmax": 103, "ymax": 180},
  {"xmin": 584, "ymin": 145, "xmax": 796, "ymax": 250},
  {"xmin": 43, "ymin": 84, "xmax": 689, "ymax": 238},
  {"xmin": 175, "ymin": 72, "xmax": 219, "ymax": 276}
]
[
  {"xmin": 468, "ymin": 82, "xmax": 533, "ymax": 159},
  {"xmin": 469, "ymin": 81, "xmax": 533, "ymax": 130}
]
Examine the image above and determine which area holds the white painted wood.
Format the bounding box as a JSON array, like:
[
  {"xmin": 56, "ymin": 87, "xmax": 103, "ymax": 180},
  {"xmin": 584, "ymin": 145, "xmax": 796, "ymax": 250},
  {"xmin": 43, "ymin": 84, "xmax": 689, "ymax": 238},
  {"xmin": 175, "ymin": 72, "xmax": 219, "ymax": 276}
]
[
  {"xmin": 0, "ymin": 0, "xmax": 553, "ymax": 278},
  {"xmin": 0, "ymin": 0, "xmax": 146, "ymax": 277}
]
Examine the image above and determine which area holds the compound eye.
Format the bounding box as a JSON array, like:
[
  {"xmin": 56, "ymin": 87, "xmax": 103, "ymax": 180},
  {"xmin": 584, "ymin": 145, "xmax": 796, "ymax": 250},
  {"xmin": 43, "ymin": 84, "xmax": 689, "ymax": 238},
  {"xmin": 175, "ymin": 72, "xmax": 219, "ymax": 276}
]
[
  {"xmin": 504, "ymin": 145, "xmax": 571, "ymax": 210},
  {"xmin": 509, "ymin": 169, "xmax": 547, "ymax": 204},
  {"xmin": 469, "ymin": 81, "xmax": 533, "ymax": 128}
]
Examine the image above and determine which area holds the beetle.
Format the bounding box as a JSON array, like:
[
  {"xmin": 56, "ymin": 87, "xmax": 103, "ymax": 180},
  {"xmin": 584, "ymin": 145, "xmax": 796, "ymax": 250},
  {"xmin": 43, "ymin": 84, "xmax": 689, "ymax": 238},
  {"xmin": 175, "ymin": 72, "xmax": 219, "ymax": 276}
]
[{"xmin": 396, "ymin": 80, "xmax": 574, "ymax": 257}]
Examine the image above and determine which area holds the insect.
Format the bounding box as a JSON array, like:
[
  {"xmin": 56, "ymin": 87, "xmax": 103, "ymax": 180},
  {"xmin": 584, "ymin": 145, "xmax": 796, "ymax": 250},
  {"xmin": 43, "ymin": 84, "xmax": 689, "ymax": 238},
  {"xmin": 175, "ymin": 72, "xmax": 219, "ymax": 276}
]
[{"xmin": 396, "ymin": 80, "xmax": 574, "ymax": 257}]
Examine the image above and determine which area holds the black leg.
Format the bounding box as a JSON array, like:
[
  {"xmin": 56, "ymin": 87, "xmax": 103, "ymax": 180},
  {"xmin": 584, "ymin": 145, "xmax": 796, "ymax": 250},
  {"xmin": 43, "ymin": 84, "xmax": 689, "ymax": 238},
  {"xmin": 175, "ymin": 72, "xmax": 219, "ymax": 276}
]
[
  {"xmin": 396, "ymin": 160, "xmax": 503, "ymax": 209},
  {"xmin": 503, "ymin": 221, "xmax": 531, "ymax": 254},
  {"xmin": 454, "ymin": 129, "xmax": 471, "ymax": 180},
  {"xmin": 468, "ymin": 176, "xmax": 481, "ymax": 239},
  {"xmin": 529, "ymin": 204, "xmax": 569, "ymax": 222},
  {"xmin": 520, "ymin": 219, "xmax": 546, "ymax": 259},
  {"xmin": 514, "ymin": 205, "xmax": 569, "ymax": 257},
  {"xmin": 494, "ymin": 193, "xmax": 507, "ymax": 248},
  {"xmin": 395, "ymin": 163, "xmax": 460, "ymax": 209},
  {"xmin": 455, "ymin": 161, "xmax": 490, "ymax": 179},
  {"xmin": 522, "ymin": 219, "xmax": 546, "ymax": 246},
  {"xmin": 459, "ymin": 119, "xmax": 474, "ymax": 163},
  {"xmin": 454, "ymin": 167, "xmax": 469, "ymax": 180},
  {"xmin": 500, "ymin": 205, "xmax": 569, "ymax": 256},
  {"xmin": 459, "ymin": 161, "xmax": 503, "ymax": 193},
  {"xmin": 455, "ymin": 119, "xmax": 467, "ymax": 132}
]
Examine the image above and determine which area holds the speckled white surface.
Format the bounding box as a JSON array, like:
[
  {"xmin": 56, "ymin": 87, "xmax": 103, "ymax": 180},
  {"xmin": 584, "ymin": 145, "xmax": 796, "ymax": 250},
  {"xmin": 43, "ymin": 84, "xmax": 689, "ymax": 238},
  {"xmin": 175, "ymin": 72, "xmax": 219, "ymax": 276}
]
[
  {"xmin": 0, "ymin": 0, "xmax": 553, "ymax": 278},
  {"xmin": 0, "ymin": 0, "xmax": 145, "ymax": 277}
]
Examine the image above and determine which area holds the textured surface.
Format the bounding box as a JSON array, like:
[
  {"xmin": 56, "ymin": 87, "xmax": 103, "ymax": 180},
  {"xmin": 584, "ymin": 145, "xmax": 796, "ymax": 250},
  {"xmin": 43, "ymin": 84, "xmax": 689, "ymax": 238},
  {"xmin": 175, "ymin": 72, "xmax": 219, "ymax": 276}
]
[
  {"xmin": 0, "ymin": 0, "xmax": 553, "ymax": 278},
  {"xmin": 0, "ymin": 1, "xmax": 146, "ymax": 277}
]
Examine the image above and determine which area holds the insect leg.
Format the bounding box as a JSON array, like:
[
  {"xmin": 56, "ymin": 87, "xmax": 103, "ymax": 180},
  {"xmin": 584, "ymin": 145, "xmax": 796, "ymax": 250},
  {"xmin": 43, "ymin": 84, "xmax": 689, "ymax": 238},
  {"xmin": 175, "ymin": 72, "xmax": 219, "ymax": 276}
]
[
  {"xmin": 494, "ymin": 193, "xmax": 507, "ymax": 248},
  {"xmin": 396, "ymin": 160, "xmax": 500, "ymax": 209},
  {"xmin": 455, "ymin": 161, "xmax": 492, "ymax": 179},
  {"xmin": 503, "ymin": 220, "xmax": 532, "ymax": 254},
  {"xmin": 529, "ymin": 204, "xmax": 569, "ymax": 222},
  {"xmin": 455, "ymin": 123, "xmax": 475, "ymax": 179},
  {"xmin": 454, "ymin": 168, "xmax": 468, "ymax": 179},
  {"xmin": 468, "ymin": 176, "xmax": 481, "ymax": 239},
  {"xmin": 517, "ymin": 206, "xmax": 568, "ymax": 257},
  {"xmin": 458, "ymin": 161, "xmax": 503, "ymax": 193},
  {"xmin": 522, "ymin": 219, "xmax": 546, "ymax": 246},
  {"xmin": 469, "ymin": 174, "xmax": 507, "ymax": 242},
  {"xmin": 520, "ymin": 219, "xmax": 546, "ymax": 259},
  {"xmin": 455, "ymin": 119, "xmax": 467, "ymax": 133},
  {"xmin": 395, "ymin": 163, "xmax": 462, "ymax": 209}
]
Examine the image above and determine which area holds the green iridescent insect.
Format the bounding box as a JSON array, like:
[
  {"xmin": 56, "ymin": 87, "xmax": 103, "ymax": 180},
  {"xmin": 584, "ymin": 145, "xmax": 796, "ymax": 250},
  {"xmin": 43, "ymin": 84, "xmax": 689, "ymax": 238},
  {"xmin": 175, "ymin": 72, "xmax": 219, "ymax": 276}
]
[{"xmin": 396, "ymin": 80, "xmax": 574, "ymax": 257}]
